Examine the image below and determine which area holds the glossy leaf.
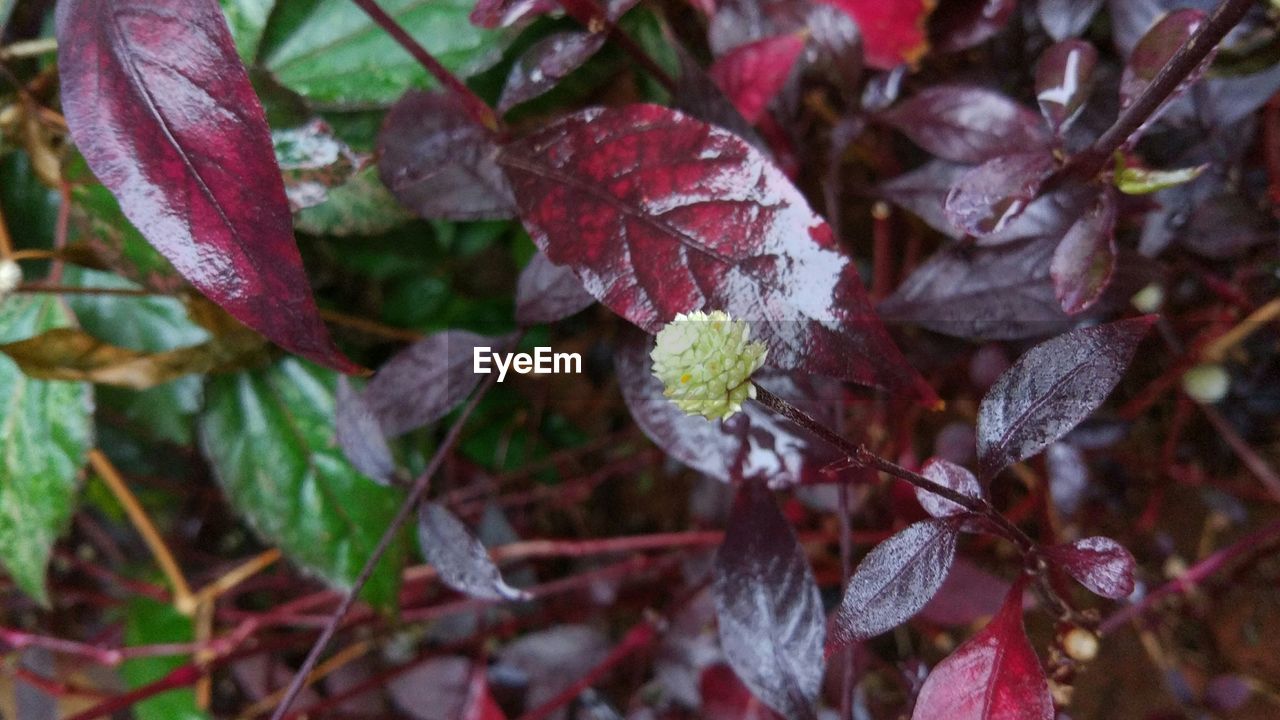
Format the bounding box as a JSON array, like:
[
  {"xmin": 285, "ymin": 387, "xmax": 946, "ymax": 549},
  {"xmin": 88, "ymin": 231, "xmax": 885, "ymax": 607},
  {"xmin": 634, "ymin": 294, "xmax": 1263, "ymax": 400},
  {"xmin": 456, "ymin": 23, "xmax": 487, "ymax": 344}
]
[
  {"xmin": 821, "ymin": 0, "xmax": 933, "ymax": 70},
  {"xmin": 364, "ymin": 331, "xmax": 511, "ymax": 438},
  {"xmin": 879, "ymin": 86, "xmax": 1049, "ymax": 164},
  {"xmin": 1036, "ymin": 0, "xmax": 1102, "ymax": 41},
  {"xmin": 335, "ymin": 377, "xmax": 397, "ymax": 486},
  {"xmin": 0, "ymin": 296, "xmax": 93, "ymax": 604},
  {"xmin": 977, "ymin": 316, "xmax": 1155, "ymax": 479},
  {"xmin": 946, "ymin": 152, "xmax": 1057, "ymax": 237},
  {"xmin": 879, "ymin": 160, "xmax": 969, "ymax": 239},
  {"xmin": 708, "ymin": 34, "xmax": 806, "ymax": 123},
  {"xmin": 1120, "ymin": 9, "xmax": 1209, "ymax": 112},
  {"xmin": 378, "ymin": 90, "xmax": 517, "ymax": 221},
  {"xmin": 1044, "ymin": 536, "xmax": 1136, "ymax": 599},
  {"xmin": 830, "ymin": 518, "xmax": 960, "ymax": 648},
  {"xmin": 911, "ymin": 582, "xmax": 1053, "ymax": 720},
  {"xmin": 498, "ymin": 30, "xmax": 607, "ymax": 113},
  {"xmin": 199, "ymin": 359, "xmax": 408, "ymax": 608},
  {"xmin": 1051, "ymin": 190, "xmax": 1117, "ymax": 314},
  {"xmin": 917, "ymin": 458, "xmax": 985, "ymax": 518},
  {"xmin": 615, "ymin": 332, "xmax": 840, "ymax": 487},
  {"xmin": 714, "ymin": 482, "xmax": 824, "ymax": 720},
  {"xmin": 1035, "ymin": 39, "xmax": 1098, "ymax": 135},
  {"xmin": 418, "ymin": 503, "xmax": 528, "ymax": 601},
  {"xmin": 515, "ymin": 251, "xmax": 595, "ymax": 326},
  {"xmin": 672, "ymin": 40, "xmax": 767, "ymax": 151},
  {"xmin": 930, "ymin": 0, "xmax": 1018, "ymax": 53},
  {"xmin": 262, "ymin": 0, "xmax": 508, "ymax": 106},
  {"xmin": 501, "ymin": 104, "xmax": 937, "ymax": 404},
  {"xmin": 469, "ymin": 0, "xmax": 557, "ymax": 28},
  {"xmin": 57, "ymin": 0, "xmax": 360, "ymax": 373},
  {"xmin": 219, "ymin": 0, "xmax": 273, "ymax": 62}
]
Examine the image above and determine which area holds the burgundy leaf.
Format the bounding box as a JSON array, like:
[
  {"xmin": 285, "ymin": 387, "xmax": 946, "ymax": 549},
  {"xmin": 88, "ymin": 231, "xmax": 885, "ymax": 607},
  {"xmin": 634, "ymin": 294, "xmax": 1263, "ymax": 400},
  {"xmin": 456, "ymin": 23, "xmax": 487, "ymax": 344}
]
[
  {"xmin": 56, "ymin": 0, "xmax": 357, "ymax": 373},
  {"xmin": 419, "ymin": 503, "xmax": 528, "ymax": 601},
  {"xmin": 976, "ymin": 182, "xmax": 1099, "ymax": 247},
  {"xmin": 879, "ymin": 160, "xmax": 969, "ymax": 239},
  {"xmin": 364, "ymin": 331, "xmax": 513, "ymax": 437},
  {"xmin": 1044, "ymin": 536, "xmax": 1136, "ymax": 599},
  {"xmin": 804, "ymin": 5, "xmax": 863, "ymax": 106},
  {"xmin": 1181, "ymin": 193, "xmax": 1272, "ymax": 260},
  {"xmin": 498, "ymin": 30, "xmax": 607, "ymax": 113},
  {"xmin": 615, "ymin": 331, "xmax": 840, "ymax": 487},
  {"xmin": 821, "ymin": 0, "xmax": 934, "ymax": 70},
  {"xmin": 708, "ymin": 34, "xmax": 806, "ymax": 123},
  {"xmin": 919, "ymin": 558, "xmax": 1011, "ymax": 625},
  {"xmin": 462, "ymin": 664, "xmax": 508, "ymax": 720},
  {"xmin": 830, "ymin": 518, "xmax": 960, "ymax": 649},
  {"xmin": 879, "ymin": 238, "xmax": 1071, "ymax": 341},
  {"xmin": 500, "ymin": 104, "xmax": 937, "ymax": 404},
  {"xmin": 1035, "ymin": 39, "xmax": 1098, "ymax": 135},
  {"xmin": 672, "ymin": 41, "xmax": 768, "ymax": 152},
  {"xmin": 879, "ymin": 86, "xmax": 1049, "ymax": 164},
  {"xmin": 929, "ymin": 0, "xmax": 1018, "ymax": 53},
  {"xmin": 1036, "ymin": 0, "xmax": 1102, "ymax": 41},
  {"xmin": 945, "ymin": 152, "xmax": 1058, "ymax": 237},
  {"xmin": 713, "ymin": 482, "xmax": 825, "ymax": 720},
  {"xmin": 917, "ymin": 458, "xmax": 985, "ymax": 518},
  {"xmin": 1050, "ymin": 190, "xmax": 1116, "ymax": 314},
  {"xmin": 977, "ymin": 316, "xmax": 1155, "ymax": 479},
  {"xmin": 912, "ymin": 582, "xmax": 1054, "ymax": 720},
  {"xmin": 470, "ymin": 0, "xmax": 558, "ymax": 28},
  {"xmin": 701, "ymin": 664, "xmax": 785, "ymax": 720},
  {"xmin": 515, "ymin": 251, "xmax": 595, "ymax": 325},
  {"xmin": 377, "ymin": 90, "xmax": 517, "ymax": 221},
  {"xmin": 389, "ymin": 657, "xmax": 498, "ymax": 720},
  {"xmin": 335, "ymin": 377, "xmax": 397, "ymax": 486},
  {"xmin": 1120, "ymin": 9, "xmax": 1210, "ymax": 129}
]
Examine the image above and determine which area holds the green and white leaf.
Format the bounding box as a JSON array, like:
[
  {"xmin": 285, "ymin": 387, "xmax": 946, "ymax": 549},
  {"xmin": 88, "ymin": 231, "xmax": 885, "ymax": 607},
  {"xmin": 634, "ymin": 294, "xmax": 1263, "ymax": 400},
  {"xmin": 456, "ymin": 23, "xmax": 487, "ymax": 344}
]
[{"xmin": 220, "ymin": 0, "xmax": 275, "ymax": 63}]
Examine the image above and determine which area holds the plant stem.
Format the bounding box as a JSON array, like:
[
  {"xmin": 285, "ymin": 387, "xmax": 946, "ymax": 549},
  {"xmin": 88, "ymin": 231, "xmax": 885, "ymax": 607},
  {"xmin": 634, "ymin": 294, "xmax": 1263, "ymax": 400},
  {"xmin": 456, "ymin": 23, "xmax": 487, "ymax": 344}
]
[
  {"xmin": 267, "ymin": 374, "xmax": 497, "ymax": 720},
  {"xmin": 1058, "ymin": 0, "xmax": 1256, "ymax": 182},
  {"xmin": 348, "ymin": 0, "xmax": 499, "ymax": 130}
]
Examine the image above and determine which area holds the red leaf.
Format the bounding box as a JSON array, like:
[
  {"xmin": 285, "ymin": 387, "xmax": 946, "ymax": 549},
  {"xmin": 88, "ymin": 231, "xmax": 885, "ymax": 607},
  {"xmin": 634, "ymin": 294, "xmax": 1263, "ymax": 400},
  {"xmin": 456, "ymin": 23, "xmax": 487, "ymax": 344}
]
[
  {"xmin": 912, "ymin": 582, "xmax": 1054, "ymax": 720},
  {"xmin": 945, "ymin": 152, "xmax": 1057, "ymax": 237},
  {"xmin": 56, "ymin": 0, "xmax": 358, "ymax": 373},
  {"xmin": 1035, "ymin": 39, "xmax": 1098, "ymax": 135},
  {"xmin": 821, "ymin": 0, "xmax": 934, "ymax": 70},
  {"xmin": 879, "ymin": 85, "xmax": 1049, "ymax": 164},
  {"xmin": 919, "ymin": 558, "xmax": 1011, "ymax": 626},
  {"xmin": 500, "ymin": 104, "xmax": 937, "ymax": 405},
  {"xmin": 515, "ymin": 251, "xmax": 595, "ymax": 326},
  {"xmin": 498, "ymin": 30, "xmax": 607, "ymax": 113},
  {"xmin": 419, "ymin": 503, "xmax": 529, "ymax": 601},
  {"xmin": 1050, "ymin": 190, "xmax": 1116, "ymax": 315},
  {"xmin": 378, "ymin": 90, "xmax": 517, "ymax": 221},
  {"xmin": 615, "ymin": 331, "xmax": 840, "ymax": 487},
  {"xmin": 830, "ymin": 518, "xmax": 961, "ymax": 649},
  {"xmin": 462, "ymin": 664, "xmax": 508, "ymax": 720},
  {"xmin": 713, "ymin": 482, "xmax": 825, "ymax": 720},
  {"xmin": 1044, "ymin": 536, "xmax": 1136, "ymax": 599},
  {"xmin": 708, "ymin": 34, "xmax": 806, "ymax": 123},
  {"xmin": 700, "ymin": 664, "xmax": 785, "ymax": 720},
  {"xmin": 917, "ymin": 458, "xmax": 985, "ymax": 518},
  {"xmin": 977, "ymin": 316, "xmax": 1155, "ymax": 479}
]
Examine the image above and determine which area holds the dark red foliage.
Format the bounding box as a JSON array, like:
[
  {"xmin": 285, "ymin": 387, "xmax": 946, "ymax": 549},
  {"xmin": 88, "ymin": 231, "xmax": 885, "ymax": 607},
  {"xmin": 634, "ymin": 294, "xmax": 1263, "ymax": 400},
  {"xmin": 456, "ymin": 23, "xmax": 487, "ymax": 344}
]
[
  {"xmin": 1044, "ymin": 536, "xmax": 1137, "ymax": 599},
  {"xmin": 498, "ymin": 31, "xmax": 607, "ymax": 113},
  {"xmin": 700, "ymin": 664, "xmax": 785, "ymax": 720},
  {"xmin": 820, "ymin": 0, "xmax": 932, "ymax": 70},
  {"xmin": 1035, "ymin": 39, "xmax": 1098, "ymax": 135},
  {"xmin": 945, "ymin": 152, "xmax": 1058, "ymax": 237},
  {"xmin": 500, "ymin": 104, "xmax": 938, "ymax": 404},
  {"xmin": 878, "ymin": 86, "xmax": 1049, "ymax": 164},
  {"xmin": 708, "ymin": 34, "xmax": 805, "ymax": 123},
  {"xmin": 56, "ymin": 0, "xmax": 358, "ymax": 373},
  {"xmin": 514, "ymin": 251, "xmax": 595, "ymax": 326},
  {"xmin": 1050, "ymin": 189, "xmax": 1116, "ymax": 314}
]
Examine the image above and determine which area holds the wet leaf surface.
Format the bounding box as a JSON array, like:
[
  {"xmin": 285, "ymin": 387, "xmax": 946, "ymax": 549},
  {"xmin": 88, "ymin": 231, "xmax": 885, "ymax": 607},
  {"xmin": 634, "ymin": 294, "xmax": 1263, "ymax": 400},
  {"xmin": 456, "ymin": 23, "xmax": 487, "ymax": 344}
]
[
  {"xmin": 1035, "ymin": 39, "xmax": 1098, "ymax": 135},
  {"xmin": 498, "ymin": 30, "xmax": 607, "ymax": 113},
  {"xmin": 708, "ymin": 34, "xmax": 805, "ymax": 123},
  {"xmin": 879, "ymin": 86, "xmax": 1049, "ymax": 164},
  {"xmin": 1044, "ymin": 536, "xmax": 1136, "ymax": 599},
  {"xmin": 1050, "ymin": 189, "xmax": 1116, "ymax": 314},
  {"xmin": 945, "ymin": 152, "xmax": 1057, "ymax": 237},
  {"xmin": 418, "ymin": 502, "xmax": 529, "ymax": 601}
]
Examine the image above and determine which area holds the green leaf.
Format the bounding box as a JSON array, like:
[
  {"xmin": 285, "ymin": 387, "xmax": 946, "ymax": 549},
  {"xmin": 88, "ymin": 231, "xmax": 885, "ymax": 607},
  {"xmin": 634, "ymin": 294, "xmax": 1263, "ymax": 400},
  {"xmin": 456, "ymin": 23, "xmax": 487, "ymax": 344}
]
[
  {"xmin": 261, "ymin": 0, "xmax": 510, "ymax": 107},
  {"xmin": 220, "ymin": 0, "xmax": 275, "ymax": 63},
  {"xmin": 294, "ymin": 166, "xmax": 413, "ymax": 236},
  {"xmin": 1114, "ymin": 162, "xmax": 1208, "ymax": 195},
  {"xmin": 0, "ymin": 296, "xmax": 93, "ymax": 604},
  {"xmin": 121, "ymin": 597, "xmax": 209, "ymax": 720},
  {"xmin": 199, "ymin": 359, "xmax": 408, "ymax": 608}
]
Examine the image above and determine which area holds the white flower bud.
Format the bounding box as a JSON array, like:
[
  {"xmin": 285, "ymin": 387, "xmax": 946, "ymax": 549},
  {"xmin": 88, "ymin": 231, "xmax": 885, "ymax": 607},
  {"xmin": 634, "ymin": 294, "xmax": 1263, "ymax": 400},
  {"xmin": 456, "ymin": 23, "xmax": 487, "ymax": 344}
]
[
  {"xmin": 1182, "ymin": 363, "xmax": 1230, "ymax": 404},
  {"xmin": 650, "ymin": 310, "xmax": 768, "ymax": 420},
  {"xmin": 0, "ymin": 259, "xmax": 22, "ymax": 304},
  {"xmin": 1130, "ymin": 283, "xmax": 1164, "ymax": 313}
]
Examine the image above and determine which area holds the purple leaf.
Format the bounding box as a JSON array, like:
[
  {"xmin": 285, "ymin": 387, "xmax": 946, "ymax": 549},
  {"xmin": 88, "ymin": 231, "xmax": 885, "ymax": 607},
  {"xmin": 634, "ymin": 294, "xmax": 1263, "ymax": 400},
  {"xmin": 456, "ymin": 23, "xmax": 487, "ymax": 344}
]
[
  {"xmin": 500, "ymin": 103, "xmax": 938, "ymax": 405},
  {"xmin": 1044, "ymin": 536, "xmax": 1136, "ymax": 599},
  {"xmin": 879, "ymin": 160, "xmax": 970, "ymax": 239},
  {"xmin": 615, "ymin": 332, "xmax": 839, "ymax": 488},
  {"xmin": 879, "ymin": 238, "xmax": 1071, "ymax": 341},
  {"xmin": 917, "ymin": 458, "xmax": 985, "ymax": 518},
  {"xmin": 1036, "ymin": 0, "xmax": 1103, "ymax": 41},
  {"xmin": 364, "ymin": 331, "xmax": 513, "ymax": 437},
  {"xmin": 495, "ymin": 625, "xmax": 610, "ymax": 715},
  {"xmin": 377, "ymin": 90, "xmax": 517, "ymax": 221},
  {"xmin": 498, "ymin": 30, "xmax": 607, "ymax": 113},
  {"xmin": 335, "ymin": 377, "xmax": 397, "ymax": 486},
  {"xmin": 672, "ymin": 41, "xmax": 769, "ymax": 152},
  {"xmin": 945, "ymin": 152, "xmax": 1058, "ymax": 237},
  {"xmin": 708, "ymin": 33, "xmax": 806, "ymax": 123},
  {"xmin": 911, "ymin": 582, "xmax": 1054, "ymax": 720},
  {"xmin": 56, "ymin": 0, "xmax": 358, "ymax": 373},
  {"xmin": 1046, "ymin": 442, "xmax": 1090, "ymax": 516},
  {"xmin": 804, "ymin": 5, "xmax": 863, "ymax": 106},
  {"xmin": 930, "ymin": 0, "xmax": 1018, "ymax": 53},
  {"xmin": 419, "ymin": 503, "xmax": 529, "ymax": 601},
  {"xmin": 1050, "ymin": 189, "xmax": 1117, "ymax": 314},
  {"xmin": 713, "ymin": 482, "xmax": 825, "ymax": 720},
  {"xmin": 878, "ymin": 86, "xmax": 1049, "ymax": 164},
  {"xmin": 1035, "ymin": 39, "xmax": 1098, "ymax": 135},
  {"xmin": 701, "ymin": 664, "xmax": 786, "ymax": 720},
  {"xmin": 977, "ymin": 316, "xmax": 1156, "ymax": 479},
  {"xmin": 919, "ymin": 558, "xmax": 1011, "ymax": 625},
  {"xmin": 515, "ymin": 251, "xmax": 595, "ymax": 325},
  {"xmin": 1181, "ymin": 193, "xmax": 1272, "ymax": 260},
  {"xmin": 1120, "ymin": 9, "xmax": 1210, "ymax": 131},
  {"xmin": 830, "ymin": 518, "xmax": 960, "ymax": 649},
  {"xmin": 469, "ymin": 0, "xmax": 558, "ymax": 28}
]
